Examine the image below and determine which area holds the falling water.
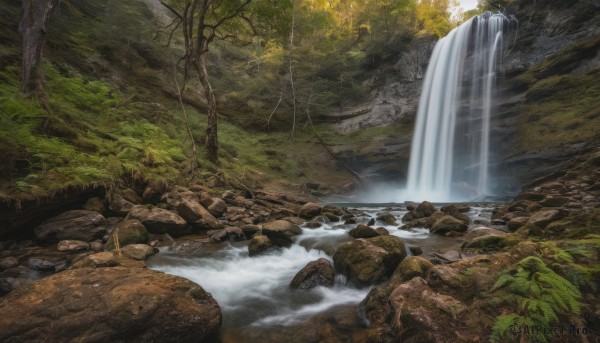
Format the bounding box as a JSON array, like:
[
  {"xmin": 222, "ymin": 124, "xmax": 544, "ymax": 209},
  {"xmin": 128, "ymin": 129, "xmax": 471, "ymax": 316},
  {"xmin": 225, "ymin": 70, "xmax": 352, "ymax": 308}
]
[{"xmin": 404, "ymin": 12, "xmax": 516, "ymax": 202}]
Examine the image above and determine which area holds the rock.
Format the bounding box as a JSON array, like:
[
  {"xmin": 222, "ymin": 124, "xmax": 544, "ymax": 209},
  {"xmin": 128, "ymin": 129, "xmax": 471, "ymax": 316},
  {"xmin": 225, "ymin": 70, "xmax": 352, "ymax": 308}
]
[
  {"xmin": 57, "ymin": 240, "xmax": 90, "ymax": 252},
  {"xmin": 25, "ymin": 258, "xmax": 56, "ymax": 271},
  {"xmin": 208, "ymin": 229, "xmax": 228, "ymax": 242},
  {"xmin": 333, "ymin": 236, "xmax": 407, "ymax": 286},
  {"xmin": 222, "ymin": 190, "xmax": 235, "ymax": 201},
  {"xmin": 0, "ymin": 267, "xmax": 221, "ymax": 342},
  {"xmin": 516, "ymin": 192, "xmax": 545, "ymax": 202},
  {"xmin": 348, "ymin": 224, "xmax": 380, "ymax": 238},
  {"xmin": 539, "ymin": 196, "xmax": 570, "ymax": 207},
  {"xmin": 409, "ymin": 246, "xmax": 423, "ymax": 256},
  {"xmin": 375, "ymin": 227, "xmax": 390, "ymax": 236},
  {"xmin": 34, "ymin": 210, "xmax": 107, "ymax": 244},
  {"xmin": 344, "ymin": 218, "xmax": 357, "ymax": 224},
  {"xmin": 83, "ymin": 197, "xmax": 105, "ymax": 213},
  {"xmin": 105, "ymin": 219, "xmax": 149, "ymax": 251},
  {"xmin": 90, "ymin": 242, "xmax": 104, "ymax": 252},
  {"xmin": 430, "ymin": 215, "xmax": 468, "ymax": 235},
  {"xmin": 71, "ymin": 252, "xmax": 145, "ymax": 269},
  {"xmin": 120, "ymin": 244, "xmax": 158, "ymax": 261},
  {"xmin": 390, "ymin": 256, "xmax": 434, "ymax": 283},
  {"xmin": 261, "ymin": 220, "xmax": 302, "ymax": 247},
  {"xmin": 526, "ymin": 209, "xmax": 563, "ymax": 229},
  {"xmin": 431, "ymin": 251, "xmax": 463, "ymax": 263},
  {"xmin": 462, "ymin": 235, "xmax": 510, "ymax": 251},
  {"xmin": 108, "ymin": 194, "xmax": 134, "ymax": 216},
  {"xmin": 242, "ymin": 224, "xmax": 260, "ymax": 237},
  {"xmin": 282, "ymin": 216, "xmax": 305, "ymax": 225},
  {"xmin": 376, "ymin": 212, "xmax": 397, "ymax": 225},
  {"xmin": 462, "ymin": 227, "xmax": 507, "ymax": 241},
  {"xmin": 0, "ymin": 257, "xmax": 19, "ymax": 270},
  {"xmin": 176, "ymin": 198, "xmax": 221, "ymax": 230},
  {"xmin": 207, "ymin": 198, "xmax": 228, "ymax": 217},
  {"xmin": 299, "ymin": 202, "xmax": 322, "ymax": 219},
  {"xmin": 127, "ymin": 205, "xmax": 190, "ymax": 237},
  {"xmin": 248, "ymin": 236, "xmax": 273, "ymax": 256},
  {"xmin": 305, "ymin": 222, "xmax": 321, "ymax": 229},
  {"xmin": 120, "ymin": 188, "xmax": 142, "ymax": 204},
  {"xmin": 507, "ymin": 216, "xmax": 529, "ymax": 231},
  {"xmin": 322, "ymin": 212, "xmax": 340, "ymax": 222},
  {"xmin": 290, "ymin": 258, "xmax": 335, "ymax": 289},
  {"xmin": 440, "ymin": 204, "xmax": 470, "ymax": 214},
  {"xmin": 402, "ymin": 201, "xmax": 436, "ymax": 222}
]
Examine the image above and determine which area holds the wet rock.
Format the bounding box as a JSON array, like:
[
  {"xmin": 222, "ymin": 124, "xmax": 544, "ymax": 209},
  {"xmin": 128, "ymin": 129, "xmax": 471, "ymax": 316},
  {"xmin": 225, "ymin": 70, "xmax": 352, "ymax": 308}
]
[
  {"xmin": 305, "ymin": 222, "xmax": 322, "ymax": 228},
  {"xmin": 57, "ymin": 240, "xmax": 90, "ymax": 252},
  {"xmin": 515, "ymin": 192, "xmax": 545, "ymax": 202},
  {"xmin": 402, "ymin": 201, "xmax": 437, "ymax": 221},
  {"xmin": 242, "ymin": 224, "xmax": 260, "ymax": 237},
  {"xmin": 248, "ymin": 236, "xmax": 273, "ymax": 256},
  {"xmin": 299, "ymin": 202, "xmax": 322, "ymax": 219},
  {"xmin": 376, "ymin": 212, "xmax": 397, "ymax": 225},
  {"xmin": 25, "ymin": 258, "xmax": 56, "ymax": 271},
  {"xmin": 344, "ymin": 218, "xmax": 357, "ymax": 224},
  {"xmin": 322, "ymin": 205, "xmax": 344, "ymax": 216},
  {"xmin": 262, "ymin": 220, "xmax": 302, "ymax": 247},
  {"xmin": 120, "ymin": 244, "xmax": 158, "ymax": 261},
  {"xmin": 440, "ymin": 204, "xmax": 470, "ymax": 214},
  {"xmin": 207, "ymin": 198, "xmax": 228, "ymax": 217},
  {"xmin": 430, "ymin": 215, "xmax": 468, "ymax": 235},
  {"xmin": 408, "ymin": 246, "xmax": 423, "ymax": 256},
  {"xmin": 375, "ymin": 227, "xmax": 390, "ymax": 236},
  {"xmin": 128, "ymin": 205, "xmax": 190, "ymax": 237},
  {"xmin": 0, "ymin": 277, "xmax": 31, "ymax": 296},
  {"xmin": 322, "ymin": 212, "xmax": 340, "ymax": 222},
  {"xmin": 348, "ymin": 224, "xmax": 380, "ymax": 239},
  {"xmin": 290, "ymin": 258, "xmax": 335, "ymax": 289},
  {"xmin": 35, "ymin": 210, "xmax": 107, "ymax": 244},
  {"xmin": 176, "ymin": 197, "xmax": 222, "ymax": 230},
  {"xmin": 0, "ymin": 267, "xmax": 221, "ymax": 342},
  {"xmin": 333, "ymin": 236, "xmax": 407, "ymax": 286},
  {"xmin": 208, "ymin": 229, "xmax": 228, "ymax": 242},
  {"xmin": 367, "ymin": 217, "xmax": 375, "ymax": 226},
  {"xmin": 105, "ymin": 219, "xmax": 149, "ymax": 251},
  {"xmin": 0, "ymin": 257, "xmax": 19, "ymax": 271}
]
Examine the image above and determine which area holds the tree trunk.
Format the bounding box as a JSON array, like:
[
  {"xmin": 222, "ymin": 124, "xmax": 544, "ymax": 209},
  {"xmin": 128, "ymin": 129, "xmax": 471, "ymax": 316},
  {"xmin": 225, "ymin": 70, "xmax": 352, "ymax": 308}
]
[
  {"xmin": 197, "ymin": 53, "xmax": 218, "ymax": 164},
  {"xmin": 19, "ymin": 0, "xmax": 58, "ymax": 109}
]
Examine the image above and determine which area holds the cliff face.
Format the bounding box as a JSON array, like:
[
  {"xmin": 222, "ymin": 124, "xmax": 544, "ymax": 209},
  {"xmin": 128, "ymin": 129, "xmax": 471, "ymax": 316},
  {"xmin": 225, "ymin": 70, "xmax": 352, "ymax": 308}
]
[
  {"xmin": 494, "ymin": 0, "xmax": 600, "ymax": 189},
  {"xmin": 330, "ymin": 0, "xmax": 600, "ymax": 193}
]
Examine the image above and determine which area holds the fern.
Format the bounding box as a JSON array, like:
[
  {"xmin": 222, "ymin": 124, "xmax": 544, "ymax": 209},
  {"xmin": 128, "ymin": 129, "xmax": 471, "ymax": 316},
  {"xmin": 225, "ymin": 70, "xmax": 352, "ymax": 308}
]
[{"xmin": 491, "ymin": 256, "xmax": 582, "ymax": 343}]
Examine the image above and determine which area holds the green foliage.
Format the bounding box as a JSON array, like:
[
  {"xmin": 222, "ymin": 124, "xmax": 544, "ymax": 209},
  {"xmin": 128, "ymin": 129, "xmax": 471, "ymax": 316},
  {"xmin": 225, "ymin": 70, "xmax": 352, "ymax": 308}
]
[{"xmin": 491, "ymin": 256, "xmax": 582, "ymax": 343}]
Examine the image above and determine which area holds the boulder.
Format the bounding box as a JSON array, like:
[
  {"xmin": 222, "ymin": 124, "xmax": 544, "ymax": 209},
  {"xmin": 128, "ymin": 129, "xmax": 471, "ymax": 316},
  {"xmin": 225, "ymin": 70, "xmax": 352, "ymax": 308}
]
[
  {"xmin": 120, "ymin": 188, "xmax": 142, "ymax": 204},
  {"xmin": 539, "ymin": 196, "xmax": 570, "ymax": 207},
  {"xmin": 207, "ymin": 198, "xmax": 228, "ymax": 218},
  {"xmin": 375, "ymin": 227, "xmax": 390, "ymax": 236},
  {"xmin": 71, "ymin": 252, "xmax": 145, "ymax": 269},
  {"xmin": 104, "ymin": 219, "xmax": 149, "ymax": 251},
  {"xmin": 248, "ymin": 236, "xmax": 273, "ymax": 256},
  {"xmin": 440, "ymin": 204, "xmax": 470, "ymax": 214},
  {"xmin": 526, "ymin": 209, "xmax": 563, "ymax": 229},
  {"xmin": 430, "ymin": 215, "xmax": 468, "ymax": 235},
  {"xmin": 0, "ymin": 257, "xmax": 19, "ymax": 271},
  {"xmin": 348, "ymin": 224, "xmax": 380, "ymax": 239},
  {"xmin": 515, "ymin": 192, "xmax": 545, "ymax": 201},
  {"xmin": 0, "ymin": 267, "xmax": 221, "ymax": 342},
  {"xmin": 108, "ymin": 194, "xmax": 134, "ymax": 216},
  {"xmin": 402, "ymin": 201, "xmax": 436, "ymax": 222},
  {"xmin": 376, "ymin": 212, "xmax": 397, "ymax": 225},
  {"xmin": 322, "ymin": 212, "xmax": 341, "ymax": 222},
  {"xmin": 34, "ymin": 210, "xmax": 107, "ymax": 243},
  {"xmin": 390, "ymin": 256, "xmax": 434, "ymax": 283},
  {"xmin": 507, "ymin": 216, "xmax": 529, "ymax": 231},
  {"xmin": 299, "ymin": 202, "xmax": 322, "ymax": 219},
  {"xmin": 57, "ymin": 240, "xmax": 90, "ymax": 252},
  {"xmin": 462, "ymin": 235, "xmax": 510, "ymax": 251},
  {"xmin": 289, "ymin": 258, "xmax": 335, "ymax": 289},
  {"xmin": 127, "ymin": 205, "xmax": 190, "ymax": 237},
  {"xmin": 261, "ymin": 220, "xmax": 302, "ymax": 247},
  {"xmin": 176, "ymin": 198, "xmax": 222, "ymax": 230},
  {"xmin": 333, "ymin": 236, "xmax": 407, "ymax": 286},
  {"xmin": 120, "ymin": 244, "xmax": 158, "ymax": 261},
  {"xmin": 83, "ymin": 197, "xmax": 105, "ymax": 213}
]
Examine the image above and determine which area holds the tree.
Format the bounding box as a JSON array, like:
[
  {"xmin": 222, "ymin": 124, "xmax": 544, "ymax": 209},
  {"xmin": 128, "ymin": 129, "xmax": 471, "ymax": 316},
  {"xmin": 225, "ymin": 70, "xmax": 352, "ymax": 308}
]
[
  {"xmin": 160, "ymin": 0, "xmax": 256, "ymax": 163},
  {"xmin": 19, "ymin": 0, "xmax": 59, "ymax": 111}
]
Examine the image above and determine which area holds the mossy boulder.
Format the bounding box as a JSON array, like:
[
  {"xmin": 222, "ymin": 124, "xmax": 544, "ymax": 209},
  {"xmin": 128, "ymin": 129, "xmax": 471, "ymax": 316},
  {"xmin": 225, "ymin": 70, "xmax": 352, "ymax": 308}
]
[
  {"xmin": 349, "ymin": 224, "xmax": 380, "ymax": 238},
  {"xmin": 376, "ymin": 212, "xmax": 397, "ymax": 225},
  {"xmin": 261, "ymin": 220, "xmax": 302, "ymax": 247},
  {"xmin": 248, "ymin": 235, "xmax": 273, "ymax": 256},
  {"xmin": 333, "ymin": 235, "xmax": 407, "ymax": 286},
  {"xmin": 390, "ymin": 256, "xmax": 434, "ymax": 284},
  {"xmin": 299, "ymin": 202, "xmax": 322, "ymax": 219},
  {"xmin": 430, "ymin": 215, "xmax": 468, "ymax": 235}
]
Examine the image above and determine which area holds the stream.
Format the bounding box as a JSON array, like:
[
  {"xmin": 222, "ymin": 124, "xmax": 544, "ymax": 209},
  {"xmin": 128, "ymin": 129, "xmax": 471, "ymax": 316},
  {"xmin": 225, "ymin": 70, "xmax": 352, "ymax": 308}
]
[{"xmin": 147, "ymin": 204, "xmax": 495, "ymax": 342}]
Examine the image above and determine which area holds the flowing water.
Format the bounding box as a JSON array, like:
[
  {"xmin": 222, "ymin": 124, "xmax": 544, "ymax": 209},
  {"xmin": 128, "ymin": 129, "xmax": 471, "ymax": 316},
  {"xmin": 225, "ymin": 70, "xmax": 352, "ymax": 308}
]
[
  {"xmin": 404, "ymin": 12, "xmax": 517, "ymax": 202},
  {"xmin": 148, "ymin": 205, "xmax": 495, "ymax": 342}
]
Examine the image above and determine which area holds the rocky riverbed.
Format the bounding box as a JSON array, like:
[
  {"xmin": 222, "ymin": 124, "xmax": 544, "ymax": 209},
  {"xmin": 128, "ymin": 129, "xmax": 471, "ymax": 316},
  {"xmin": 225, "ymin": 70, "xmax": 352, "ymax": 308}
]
[{"xmin": 0, "ymin": 153, "xmax": 599, "ymax": 342}]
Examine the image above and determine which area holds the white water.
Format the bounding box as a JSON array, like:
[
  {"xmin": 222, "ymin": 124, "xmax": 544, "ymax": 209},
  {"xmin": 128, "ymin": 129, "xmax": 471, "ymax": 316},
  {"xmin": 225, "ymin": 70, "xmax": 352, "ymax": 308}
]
[{"xmin": 403, "ymin": 12, "xmax": 515, "ymax": 202}]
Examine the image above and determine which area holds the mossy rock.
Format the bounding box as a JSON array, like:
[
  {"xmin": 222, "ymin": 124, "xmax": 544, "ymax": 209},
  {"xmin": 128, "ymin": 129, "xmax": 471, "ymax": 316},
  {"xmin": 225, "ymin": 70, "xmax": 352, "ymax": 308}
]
[
  {"xmin": 105, "ymin": 219, "xmax": 149, "ymax": 251},
  {"xmin": 390, "ymin": 256, "xmax": 434, "ymax": 284}
]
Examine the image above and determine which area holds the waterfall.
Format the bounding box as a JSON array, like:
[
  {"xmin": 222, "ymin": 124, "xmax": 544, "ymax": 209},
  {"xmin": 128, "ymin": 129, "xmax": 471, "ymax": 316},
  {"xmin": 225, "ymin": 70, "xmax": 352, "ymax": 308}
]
[{"xmin": 404, "ymin": 12, "xmax": 516, "ymax": 202}]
